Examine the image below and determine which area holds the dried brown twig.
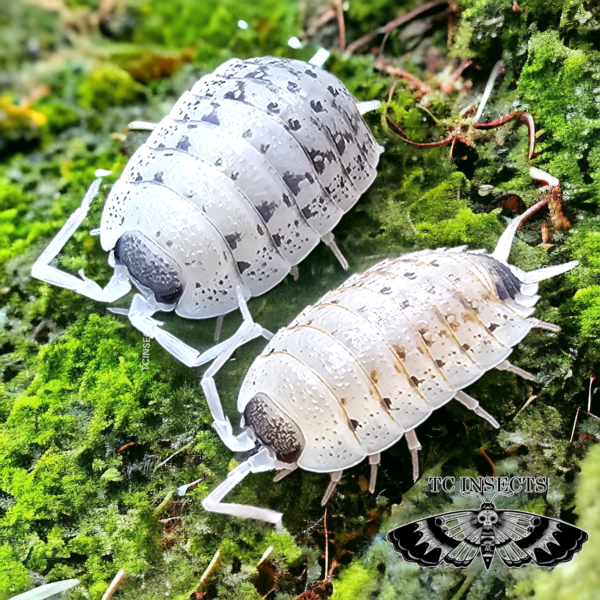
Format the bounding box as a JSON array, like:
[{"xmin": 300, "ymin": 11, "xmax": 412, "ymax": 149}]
[
  {"xmin": 334, "ymin": 0, "xmax": 346, "ymax": 51},
  {"xmin": 479, "ymin": 449, "xmax": 497, "ymax": 477},
  {"xmin": 324, "ymin": 507, "xmax": 329, "ymax": 579},
  {"xmin": 305, "ymin": 5, "xmax": 337, "ymax": 37},
  {"xmin": 346, "ymin": 0, "xmax": 450, "ymax": 54},
  {"xmin": 375, "ymin": 58, "xmax": 432, "ymax": 94}
]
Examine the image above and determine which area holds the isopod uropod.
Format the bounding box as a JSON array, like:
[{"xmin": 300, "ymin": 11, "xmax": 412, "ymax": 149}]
[
  {"xmin": 187, "ymin": 197, "xmax": 577, "ymax": 530},
  {"xmin": 31, "ymin": 56, "xmax": 382, "ymax": 368}
]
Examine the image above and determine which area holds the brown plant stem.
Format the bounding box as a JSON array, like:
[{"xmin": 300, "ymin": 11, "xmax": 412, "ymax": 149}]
[
  {"xmin": 375, "ymin": 58, "xmax": 432, "ymax": 94},
  {"xmin": 334, "ymin": 0, "xmax": 346, "ymax": 51},
  {"xmin": 346, "ymin": 0, "xmax": 449, "ymax": 54}
]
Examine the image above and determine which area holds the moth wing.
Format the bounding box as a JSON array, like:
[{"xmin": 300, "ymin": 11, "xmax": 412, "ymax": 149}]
[
  {"xmin": 387, "ymin": 510, "xmax": 481, "ymax": 568},
  {"xmin": 495, "ymin": 510, "xmax": 588, "ymax": 568}
]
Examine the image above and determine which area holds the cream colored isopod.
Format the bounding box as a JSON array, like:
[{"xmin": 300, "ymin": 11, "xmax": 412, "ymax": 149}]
[
  {"xmin": 179, "ymin": 194, "xmax": 578, "ymax": 530},
  {"xmin": 31, "ymin": 56, "xmax": 382, "ymax": 372}
]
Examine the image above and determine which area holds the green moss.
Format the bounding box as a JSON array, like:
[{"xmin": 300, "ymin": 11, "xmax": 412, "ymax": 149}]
[
  {"xmin": 132, "ymin": 0, "xmax": 302, "ymax": 59},
  {"xmin": 572, "ymin": 286, "xmax": 600, "ymax": 339},
  {"xmin": 513, "ymin": 444, "xmax": 600, "ymax": 599},
  {"xmin": 78, "ymin": 64, "xmax": 144, "ymax": 110},
  {"xmin": 517, "ymin": 30, "xmax": 600, "ymax": 199},
  {"xmin": 33, "ymin": 98, "xmax": 80, "ymax": 134},
  {"xmin": 0, "ymin": 544, "xmax": 30, "ymax": 597},
  {"xmin": 331, "ymin": 561, "xmax": 379, "ymax": 600}
]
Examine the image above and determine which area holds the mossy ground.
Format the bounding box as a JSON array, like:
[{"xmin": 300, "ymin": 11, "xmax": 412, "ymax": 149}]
[{"xmin": 0, "ymin": 1, "xmax": 599, "ymax": 598}]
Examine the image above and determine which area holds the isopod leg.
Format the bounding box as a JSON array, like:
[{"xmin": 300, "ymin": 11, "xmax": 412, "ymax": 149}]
[
  {"xmin": 454, "ymin": 390, "xmax": 500, "ymax": 429},
  {"xmin": 273, "ymin": 464, "xmax": 298, "ymax": 482},
  {"xmin": 197, "ymin": 447, "xmax": 283, "ymax": 530},
  {"xmin": 321, "ymin": 471, "xmax": 343, "ymax": 506},
  {"xmin": 368, "ymin": 453, "xmax": 381, "ymax": 494},
  {"xmin": 201, "ymin": 376, "xmax": 255, "ymax": 452},
  {"xmin": 213, "ymin": 315, "xmax": 224, "ymax": 342},
  {"xmin": 405, "ymin": 430, "xmax": 421, "ymax": 482},
  {"xmin": 290, "ymin": 265, "xmax": 299, "ymax": 281},
  {"xmin": 126, "ymin": 287, "xmax": 273, "ymax": 369},
  {"xmin": 31, "ymin": 177, "xmax": 132, "ymax": 303},
  {"xmin": 529, "ymin": 318, "xmax": 561, "ymax": 333},
  {"xmin": 128, "ymin": 121, "xmax": 157, "ymax": 131},
  {"xmin": 200, "ymin": 288, "xmax": 282, "ymax": 451},
  {"xmin": 495, "ymin": 360, "xmax": 537, "ymax": 382},
  {"xmin": 321, "ymin": 232, "xmax": 350, "ymax": 271},
  {"xmin": 356, "ymin": 100, "xmax": 381, "ymax": 115}
]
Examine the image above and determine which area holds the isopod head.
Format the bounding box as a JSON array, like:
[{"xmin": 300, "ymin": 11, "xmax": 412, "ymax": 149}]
[{"xmin": 243, "ymin": 392, "xmax": 306, "ymax": 464}]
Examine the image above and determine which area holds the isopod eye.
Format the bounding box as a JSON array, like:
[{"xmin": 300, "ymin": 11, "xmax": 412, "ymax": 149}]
[
  {"xmin": 243, "ymin": 393, "xmax": 305, "ymax": 464},
  {"xmin": 114, "ymin": 230, "xmax": 184, "ymax": 306}
]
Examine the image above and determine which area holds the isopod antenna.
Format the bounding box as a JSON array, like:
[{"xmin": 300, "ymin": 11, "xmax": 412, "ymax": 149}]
[
  {"xmin": 492, "ymin": 182, "xmax": 578, "ymax": 284},
  {"xmin": 490, "ymin": 170, "xmax": 578, "ymax": 343}
]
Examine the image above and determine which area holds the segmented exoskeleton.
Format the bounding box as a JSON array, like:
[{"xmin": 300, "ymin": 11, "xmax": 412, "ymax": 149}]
[
  {"xmin": 31, "ymin": 56, "xmax": 382, "ymax": 370},
  {"xmin": 182, "ymin": 196, "xmax": 577, "ymax": 530}
]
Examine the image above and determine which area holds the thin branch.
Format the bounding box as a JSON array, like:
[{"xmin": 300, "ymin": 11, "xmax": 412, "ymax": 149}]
[
  {"xmin": 386, "ymin": 115, "xmax": 454, "ymax": 147},
  {"xmin": 473, "ymin": 111, "xmax": 536, "ymax": 158},
  {"xmin": 588, "ymin": 375, "xmax": 596, "ymax": 413},
  {"xmin": 176, "ymin": 476, "xmax": 205, "ymax": 496},
  {"xmin": 334, "ymin": 0, "xmax": 346, "ymax": 51},
  {"xmin": 515, "ymin": 394, "xmax": 539, "ymax": 417},
  {"xmin": 378, "ymin": 29, "xmax": 392, "ymax": 56},
  {"xmin": 102, "ymin": 569, "xmax": 127, "ymax": 600},
  {"xmin": 479, "ymin": 449, "xmax": 496, "ymax": 477},
  {"xmin": 197, "ymin": 550, "xmax": 221, "ymax": 591},
  {"xmin": 473, "ymin": 60, "xmax": 504, "ymax": 122},
  {"xmin": 258, "ymin": 545, "xmax": 273, "ymax": 566},
  {"xmin": 387, "ymin": 78, "xmax": 399, "ymax": 103},
  {"xmin": 326, "ymin": 558, "xmax": 339, "ymax": 583},
  {"xmin": 570, "ymin": 406, "xmax": 582, "ymax": 442},
  {"xmin": 375, "ymin": 58, "xmax": 432, "ymax": 94},
  {"xmin": 346, "ymin": 0, "xmax": 449, "ymax": 54},
  {"xmin": 158, "ymin": 516, "xmax": 182, "ymax": 524},
  {"xmin": 154, "ymin": 441, "xmax": 193, "ymax": 471},
  {"xmin": 305, "ymin": 6, "xmax": 336, "ymax": 37},
  {"xmin": 323, "ymin": 507, "xmax": 329, "ymax": 581}
]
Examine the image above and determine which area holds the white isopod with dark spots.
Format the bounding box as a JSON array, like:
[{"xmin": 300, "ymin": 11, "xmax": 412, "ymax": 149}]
[
  {"xmin": 185, "ymin": 199, "xmax": 577, "ymax": 529},
  {"xmin": 31, "ymin": 56, "xmax": 382, "ymax": 367}
]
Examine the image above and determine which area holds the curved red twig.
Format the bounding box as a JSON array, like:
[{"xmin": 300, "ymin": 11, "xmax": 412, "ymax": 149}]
[
  {"xmin": 386, "ymin": 115, "xmax": 455, "ymax": 148},
  {"xmin": 473, "ymin": 111, "xmax": 536, "ymax": 159},
  {"xmin": 516, "ymin": 197, "xmax": 550, "ymax": 230}
]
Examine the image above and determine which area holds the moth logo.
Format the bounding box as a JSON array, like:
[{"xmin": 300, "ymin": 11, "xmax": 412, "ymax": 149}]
[{"xmin": 387, "ymin": 477, "xmax": 588, "ymax": 570}]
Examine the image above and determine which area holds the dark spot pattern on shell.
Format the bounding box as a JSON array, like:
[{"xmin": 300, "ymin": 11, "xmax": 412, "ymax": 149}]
[
  {"xmin": 282, "ymin": 172, "xmax": 305, "ymax": 196},
  {"xmin": 237, "ymin": 261, "xmax": 251, "ymax": 274},
  {"xmin": 201, "ymin": 105, "xmax": 220, "ymax": 126},
  {"xmin": 310, "ymin": 100, "xmax": 324, "ymax": 113},
  {"xmin": 225, "ymin": 232, "xmax": 242, "ymax": 250},
  {"xmin": 176, "ymin": 136, "xmax": 190, "ymax": 151},
  {"xmin": 256, "ymin": 201, "xmax": 277, "ymax": 222},
  {"xmin": 288, "ymin": 119, "xmax": 302, "ymax": 131}
]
